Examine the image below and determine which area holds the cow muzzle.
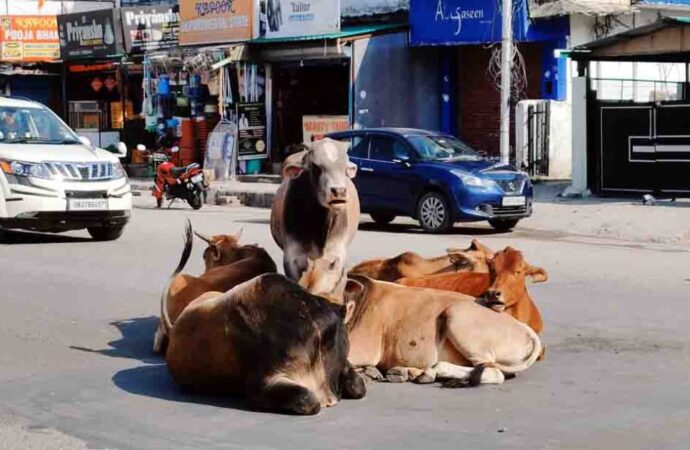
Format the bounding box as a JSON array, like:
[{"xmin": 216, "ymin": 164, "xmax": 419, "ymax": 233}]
[
  {"xmin": 484, "ymin": 290, "xmax": 506, "ymax": 312},
  {"xmin": 328, "ymin": 187, "xmax": 348, "ymax": 208}
]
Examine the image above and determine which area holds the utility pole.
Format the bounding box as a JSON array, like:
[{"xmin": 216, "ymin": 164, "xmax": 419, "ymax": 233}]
[{"xmin": 500, "ymin": 0, "xmax": 513, "ymax": 165}]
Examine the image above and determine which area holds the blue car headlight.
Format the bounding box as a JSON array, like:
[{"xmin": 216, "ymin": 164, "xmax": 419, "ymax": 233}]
[
  {"xmin": 451, "ymin": 169, "xmax": 496, "ymax": 189},
  {"xmin": 0, "ymin": 159, "xmax": 52, "ymax": 179}
]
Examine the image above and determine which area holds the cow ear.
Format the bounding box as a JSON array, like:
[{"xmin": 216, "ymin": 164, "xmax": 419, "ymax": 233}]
[
  {"xmin": 210, "ymin": 244, "xmax": 222, "ymax": 262},
  {"xmin": 284, "ymin": 165, "xmax": 304, "ymax": 179},
  {"xmin": 346, "ymin": 162, "xmax": 357, "ymax": 179},
  {"xmin": 342, "ymin": 300, "xmax": 356, "ymax": 324},
  {"xmin": 343, "ymin": 279, "xmax": 364, "ymax": 306},
  {"xmin": 526, "ymin": 265, "xmax": 548, "ymax": 283},
  {"xmin": 449, "ymin": 253, "xmax": 470, "ymax": 269}
]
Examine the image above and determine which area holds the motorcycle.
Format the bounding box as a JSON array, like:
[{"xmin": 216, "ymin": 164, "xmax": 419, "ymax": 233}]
[{"xmin": 152, "ymin": 146, "xmax": 208, "ymax": 210}]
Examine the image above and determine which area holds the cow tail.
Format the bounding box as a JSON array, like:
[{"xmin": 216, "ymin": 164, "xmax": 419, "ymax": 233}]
[
  {"xmin": 494, "ymin": 323, "xmax": 542, "ymax": 374},
  {"xmin": 160, "ymin": 219, "xmax": 194, "ymax": 334}
]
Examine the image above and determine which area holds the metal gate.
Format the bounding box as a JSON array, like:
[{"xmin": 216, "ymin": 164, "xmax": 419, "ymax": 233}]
[
  {"xmin": 526, "ymin": 102, "xmax": 550, "ymax": 177},
  {"xmin": 595, "ymin": 102, "xmax": 690, "ymax": 195}
]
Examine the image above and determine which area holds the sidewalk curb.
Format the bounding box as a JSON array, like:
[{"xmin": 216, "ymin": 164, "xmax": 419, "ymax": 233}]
[{"xmin": 129, "ymin": 180, "xmax": 277, "ymax": 209}]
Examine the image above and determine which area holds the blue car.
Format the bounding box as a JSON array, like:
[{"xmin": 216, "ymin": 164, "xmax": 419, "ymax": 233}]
[{"xmin": 327, "ymin": 128, "xmax": 533, "ymax": 233}]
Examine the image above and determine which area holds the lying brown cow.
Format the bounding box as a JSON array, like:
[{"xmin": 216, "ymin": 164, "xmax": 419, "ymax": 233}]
[
  {"xmin": 193, "ymin": 227, "xmax": 244, "ymax": 271},
  {"xmin": 348, "ymin": 239, "xmax": 494, "ymax": 282},
  {"xmin": 271, "ymin": 138, "xmax": 359, "ymax": 301},
  {"xmin": 153, "ymin": 222, "xmax": 277, "ymax": 354},
  {"xmin": 396, "ymin": 247, "xmax": 547, "ymax": 335},
  {"xmin": 166, "ymin": 274, "xmax": 366, "ymax": 415},
  {"xmin": 344, "ymin": 276, "xmax": 542, "ymax": 386}
]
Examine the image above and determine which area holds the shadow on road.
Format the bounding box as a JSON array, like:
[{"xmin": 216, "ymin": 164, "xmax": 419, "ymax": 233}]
[
  {"xmin": 112, "ymin": 364, "xmax": 252, "ymax": 411},
  {"xmin": 0, "ymin": 229, "xmax": 92, "ymax": 245},
  {"xmin": 358, "ymin": 222, "xmax": 507, "ymax": 236},
  {"xmin": 70, "ymin": 316, "xmax": 162, "ymax": 365}
]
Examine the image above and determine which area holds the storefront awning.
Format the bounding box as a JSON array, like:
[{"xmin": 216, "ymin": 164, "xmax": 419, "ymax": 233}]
[
  {"xmin": 250, "ymin": 23, "xmax": 407, "ymax": 44},
  {"xmin": 570, "ymin": 17, "xmax": 690, "ymax": 61}
]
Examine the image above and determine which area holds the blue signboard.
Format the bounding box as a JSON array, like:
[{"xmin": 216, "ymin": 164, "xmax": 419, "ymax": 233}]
[{"xmin": 410, "ymin": 0, "xmax": 569, "ymax": 46}]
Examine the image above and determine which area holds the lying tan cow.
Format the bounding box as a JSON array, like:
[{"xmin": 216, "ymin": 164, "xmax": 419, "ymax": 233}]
[
  {"xmin": 396, "ymin": 247, "xmax": 547, "ymax": 335},
  {"xmin": 153, "ymin": 222, "xmax": 277, "ymax": 354},
  {"xmin": 348, "ymin": 239, "xmax": 494, "ymax": 282},
  {"xmin": 344, "ymin": 276, "xmax": 542, "ymax": 386},
  {"xmin": 166, "ymin": 274, "xmax": 366, "ymax": 415}
]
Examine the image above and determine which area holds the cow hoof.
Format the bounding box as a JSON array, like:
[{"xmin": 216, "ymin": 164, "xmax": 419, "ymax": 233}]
[
  {"xmin": 414, "ymin": 369, "xmax": 437, "ymax": 384},
  {"xmin": 362, "ymin": 366, "xmax": 384, "ymax": 381},
  {"xmin": 386, "ymin": 367, "xmax": 410, "ymax": 383}
]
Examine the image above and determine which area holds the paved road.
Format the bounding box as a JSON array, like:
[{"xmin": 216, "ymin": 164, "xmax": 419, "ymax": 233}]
[{"xmin": 1, "ymin": 199, "xmax": 689, "ymax": 449}]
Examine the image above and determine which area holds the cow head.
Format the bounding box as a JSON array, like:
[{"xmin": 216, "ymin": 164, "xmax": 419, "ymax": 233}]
[
  {"xmin": 283, "ymin": 138, "xmax": 357, "ymax": 210},
  {"xmin": 484, "ymin": 247, "xmax": 548, "ymax": 312},
  {"xmin": 447, "ymin": 239, "xmax": 495, "ymax": 273},
  {"xmin": 299, "ymin": 254, "xmax": 347, "ymax": 303},
  {"xmin": 194, "ymin": 228, "xmax": 244, "ymax": 271}
]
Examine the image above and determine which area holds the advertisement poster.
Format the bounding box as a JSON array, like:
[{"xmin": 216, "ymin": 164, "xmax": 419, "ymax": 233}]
[
  {"xmin": 121, "ymin": 5, "xmax": 180, "ymax": 53},
  {"xmin": 256, "ymin": 0, "xmax": 340, "ymax": 39},
  {"xmin": 237, "ymin": 102, "xmax": 267, "ymax": 160},
  {"xmin": 179, "ymin": 0, "xmax": 253, "ymax": 46},
  {"xmin": 58, "ymin": 9, "xmax": 122, "ymax": 59},
  {"xmin": 303, "ymin": 115, "xmax": 349, "ymax": 143},
  {"xmin": 0, "ymin": 16, "xmax": 60, "ymax": 62}
]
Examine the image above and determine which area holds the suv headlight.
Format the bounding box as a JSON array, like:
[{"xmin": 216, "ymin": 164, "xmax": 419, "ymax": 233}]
[
  {"xmin": 451, "ymin": 170, "xmax": 495, "ymax": 189},
  {"xmin": 112, "ymin": 161, "xmax": 127, "ymax": 179},
  {"xmin": 0, "ymin": 159, "xmax": 51, "ymax": 179}
]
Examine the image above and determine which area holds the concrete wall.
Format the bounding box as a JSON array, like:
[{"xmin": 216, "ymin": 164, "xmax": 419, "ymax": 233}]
[
  {"xmin": 353, "ymin": 32, "xmax": 440, "ymax": 131},
  {"xmin": 0, "ymin": 1, "xmax": 115, "ymax": 15}
]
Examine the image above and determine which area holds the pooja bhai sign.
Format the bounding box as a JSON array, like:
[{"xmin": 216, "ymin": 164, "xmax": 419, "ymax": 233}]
[
  {"xmin": 302, "ymin": 115, "xmax": 349, "ymax": 144},
  {"xmin": 255, "ymin": 0, "xmax": 341, "ymax": 39},
  {"xmin": 179, "ymin": 0, "xmax": 253, "ymax": 46},
  {"xmin": 0, "ymin": 16, "xmax": 60, "ymax": 62}
]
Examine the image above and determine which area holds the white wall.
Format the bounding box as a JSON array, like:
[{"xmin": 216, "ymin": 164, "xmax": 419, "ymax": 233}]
[{"xmin": 0, "ymin": 1, "xmax": 114, "ymax": 15}]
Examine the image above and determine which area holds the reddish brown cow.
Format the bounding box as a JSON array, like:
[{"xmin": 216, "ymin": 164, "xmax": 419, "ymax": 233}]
[{"xmin": 396, "ymin": 247, "xmax": 547, "ymax": 336}]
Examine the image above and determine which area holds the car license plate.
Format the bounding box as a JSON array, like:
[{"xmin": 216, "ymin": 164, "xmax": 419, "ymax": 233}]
[
  {"xmin": 502, "ymin": 196, "xmax": 526, "ymax": 207},
  {"xmin": 68, "ymin": 199, "xmax": 108, "ymax": 211},
  {"xmin": 191, "ymin": 174, "xmax": 203, "ymax": 183}
]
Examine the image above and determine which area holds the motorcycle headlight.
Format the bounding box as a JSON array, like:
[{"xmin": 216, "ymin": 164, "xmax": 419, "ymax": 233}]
[
  {"xmin": 451, "ymin": 170, "xmax": 495, "ymax": 189},
  {"xmin": 0, "ymin": 159, "xmax": 51, "ymax": 179},
  {"xmin": 112, "ymin": 161, "xmax": 127, "ymax": 179}
]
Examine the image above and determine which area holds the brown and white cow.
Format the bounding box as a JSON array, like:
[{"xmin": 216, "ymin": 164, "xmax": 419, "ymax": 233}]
[
  {"xmin": 153, "ymin": 221, "xmax": 277, "ymax": 354},
  {"xmin": 165, "ymin": 274, "xmax": 366, "ymax": 415},
  {"xmin": 348, "ymin": 239, "xmax": 494, "ymax": 282},
  {"xmin": 396, "ymin": 247, "xmax": 547, "ymax": 335},
  {"xmin": 271, "ymin": 138, "xmax": 359, "ymax": 302},
  {"xmin": 343, "ymin": 276, "xmax": 542, "ymax": 386}
]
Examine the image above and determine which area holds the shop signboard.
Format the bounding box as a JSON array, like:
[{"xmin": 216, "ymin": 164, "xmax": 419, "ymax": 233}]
[
  {"xmin": 342, "ymin": 0, "xmax": 409, "ymax": 18},
  {"xmin": 302, "ymin": 115, "xmax": 349, "ymax": 144},
  {"xmin": 0, "ymin": 15, "xmax": 60, "ymax": 62},
  {"xmin": 237, "ymin": 102, "xmax": 267, "ymax": 160},
  {"xmin": 121, "ymin": 5, "xmax": 180, "ymax": 53},
  {"xmin": 409, "ymin": 0, "xmax": 568, "ymax": 45},
  {"xmin": 179, "ymin": 0, "xmax": 253, "ymax": 46},
  {"xmin": 58, "ymin": 9, "xmax": 123, "ymax": 59},
  {"xmin": 255, "ymin": 0, "xmax": 341, "ymax": 39}
]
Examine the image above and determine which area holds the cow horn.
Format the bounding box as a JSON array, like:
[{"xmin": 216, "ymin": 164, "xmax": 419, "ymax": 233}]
[
  {"xmin": 194, "ymin": 231, "xmax": 213, "ymax": 243},
  {"xmin": 235, "ymin": 227, "xmax": 243, "ymax": 241}
]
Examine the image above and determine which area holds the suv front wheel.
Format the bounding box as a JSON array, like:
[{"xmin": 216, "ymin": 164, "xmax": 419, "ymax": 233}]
[
  {"xmin": 88, "ymin": 225, "xmax": 125, "ymax": 241},
  {"xmin": 417, "ymin": 192, "xmax": 452, "ymax": 233}
]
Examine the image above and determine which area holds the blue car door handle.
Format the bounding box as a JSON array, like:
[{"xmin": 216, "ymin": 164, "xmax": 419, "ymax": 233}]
[{"xmin": 360, "ymin": 167, "xmax": 374, "ymax": 173}]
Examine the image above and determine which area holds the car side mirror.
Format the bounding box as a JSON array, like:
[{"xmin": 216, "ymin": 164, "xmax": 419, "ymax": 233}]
[
  {"xmin": 117, "ymin": 142, "xmax": 127, "ymax": 158},
  {"xmin": 78, "ymin": 136, "xmax": 92, "ymax": 147}
]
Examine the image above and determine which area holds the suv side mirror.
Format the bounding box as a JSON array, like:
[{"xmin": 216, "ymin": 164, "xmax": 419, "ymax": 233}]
[
  {"xmin": 117, "ymin": 142, "xmax": 127, "ymax": 158},
  {"xmin": 78, "ymin": 136, "xmax": 92, "ymax": 147}
]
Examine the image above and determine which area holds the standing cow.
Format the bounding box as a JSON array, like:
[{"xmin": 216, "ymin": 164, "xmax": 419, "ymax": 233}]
[{"xmin": 271, "ymin": 138, "xmax": 359, "ymax": 301}]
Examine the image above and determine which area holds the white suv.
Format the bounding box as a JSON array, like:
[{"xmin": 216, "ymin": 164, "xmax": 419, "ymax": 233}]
[{"xmin": 0, "ymin": 97, "xmax": 131, "ymax": 241}]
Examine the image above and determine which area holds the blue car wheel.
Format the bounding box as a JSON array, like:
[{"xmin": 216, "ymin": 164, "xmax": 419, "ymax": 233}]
[{"xmin": 417, "ymin": 191, "xmax": 452, "ymax": 233}]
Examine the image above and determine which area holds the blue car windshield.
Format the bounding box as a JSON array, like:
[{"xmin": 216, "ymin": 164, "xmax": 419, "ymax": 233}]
[{"xmin": 408, "ymin": 135, "xmax": 482, "ymax": 162}]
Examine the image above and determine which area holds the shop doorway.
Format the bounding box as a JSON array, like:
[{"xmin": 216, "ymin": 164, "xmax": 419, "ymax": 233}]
[{"xmin": 273, "ymin": 59, "xmax": 350, "ymax": 161}]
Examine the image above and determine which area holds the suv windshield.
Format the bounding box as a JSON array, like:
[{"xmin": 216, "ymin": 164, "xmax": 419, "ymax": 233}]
[
  {"xmin": 0, "ymin": 106, "xmax": 80, "ymax": 145},
  {"xmin": 408, "ymin": 135, "xmax": 483, "ymax": 162}
]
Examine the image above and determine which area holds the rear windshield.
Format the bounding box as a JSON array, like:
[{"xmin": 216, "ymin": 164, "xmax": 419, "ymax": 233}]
[{"xmin": 408, "ymin": 135, "xmax": 483, "ymax": 162}]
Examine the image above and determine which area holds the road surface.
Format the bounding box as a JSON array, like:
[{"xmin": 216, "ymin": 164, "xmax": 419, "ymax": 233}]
[{"xmin": 1, "ymin": 199, "xmax": 689, "ymax": 449}]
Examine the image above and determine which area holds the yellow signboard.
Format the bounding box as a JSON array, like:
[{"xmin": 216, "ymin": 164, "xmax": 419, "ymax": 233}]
[
  {"xmin": 0, "ymin": 15, "xmax": 60, "ymax": 62},
  {"xmin": 179, "ymin": 0, "xmax": 253, "ymax": 46}
]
